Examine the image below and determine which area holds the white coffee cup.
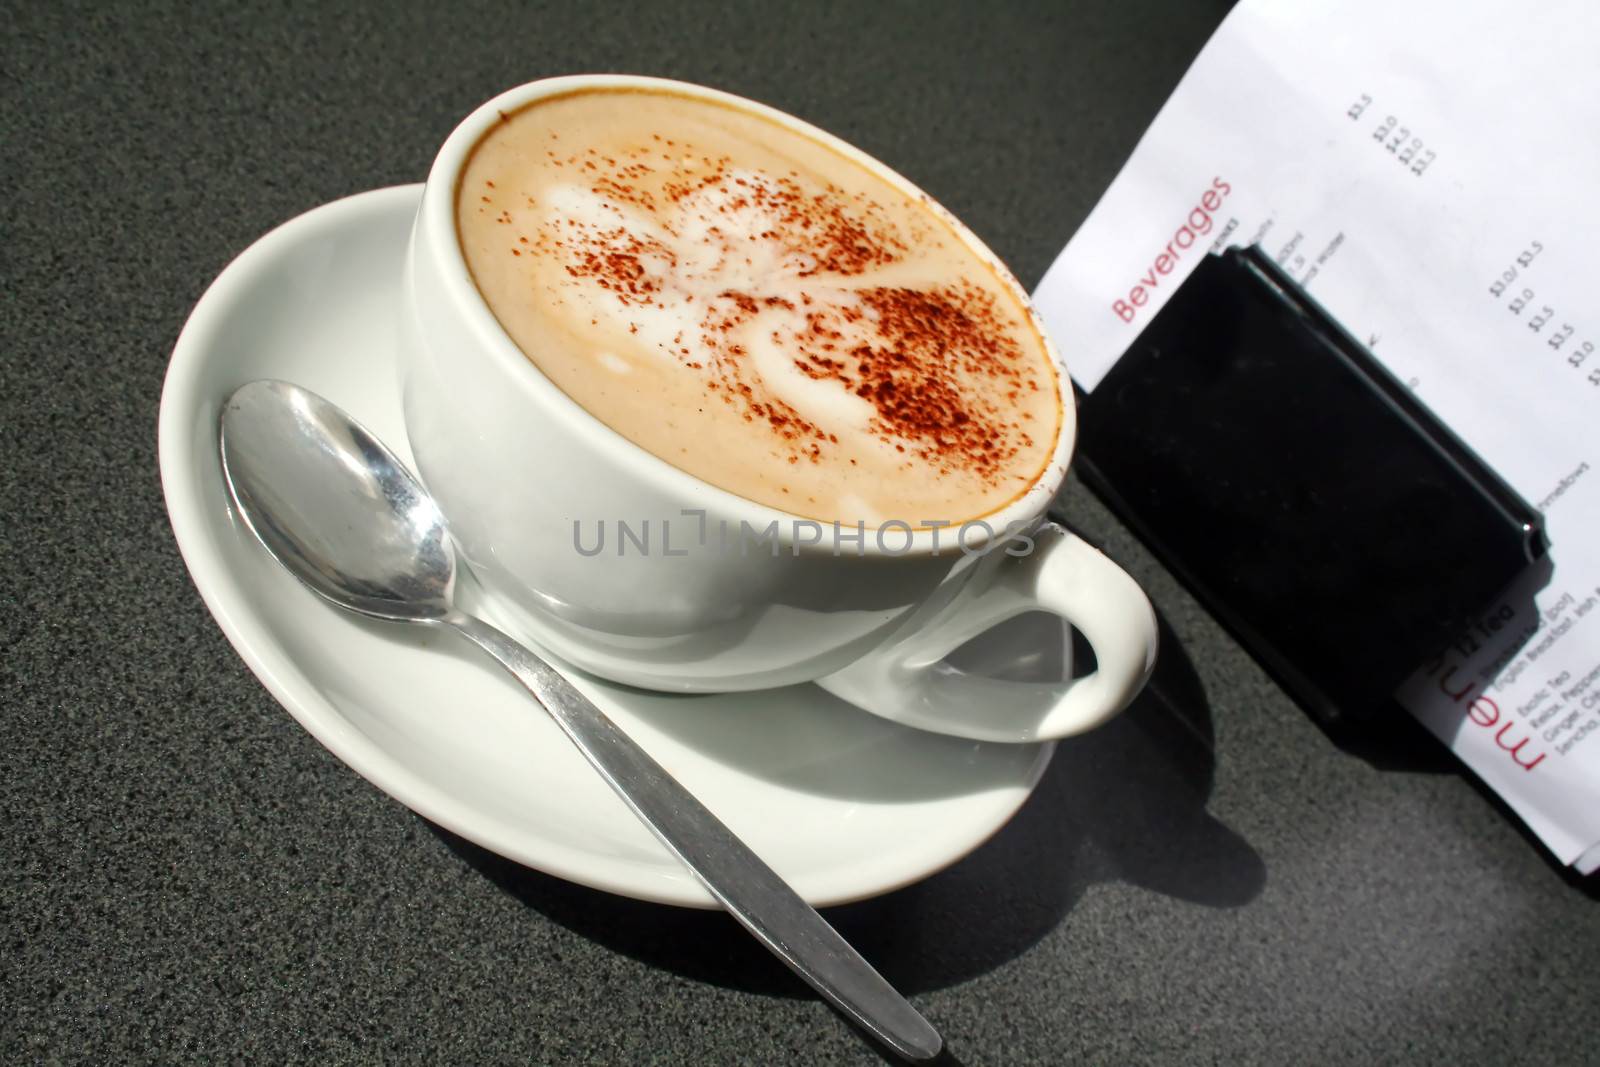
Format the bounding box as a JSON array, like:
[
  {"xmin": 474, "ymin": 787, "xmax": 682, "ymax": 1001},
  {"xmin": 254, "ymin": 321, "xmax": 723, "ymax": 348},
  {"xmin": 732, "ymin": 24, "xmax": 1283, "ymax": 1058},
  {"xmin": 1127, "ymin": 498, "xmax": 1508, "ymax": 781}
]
[{"xmin": 397, "ymin": 75, "xmax": 1157, "ymax": 742}]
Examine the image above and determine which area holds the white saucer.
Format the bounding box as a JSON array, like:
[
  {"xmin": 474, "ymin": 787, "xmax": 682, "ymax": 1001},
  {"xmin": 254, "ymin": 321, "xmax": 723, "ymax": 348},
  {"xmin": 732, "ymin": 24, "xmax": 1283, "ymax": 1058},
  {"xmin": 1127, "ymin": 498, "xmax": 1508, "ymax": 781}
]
[{"xmin": 158, "ymin": 185, "xmax": 1054, "ymax": 909}]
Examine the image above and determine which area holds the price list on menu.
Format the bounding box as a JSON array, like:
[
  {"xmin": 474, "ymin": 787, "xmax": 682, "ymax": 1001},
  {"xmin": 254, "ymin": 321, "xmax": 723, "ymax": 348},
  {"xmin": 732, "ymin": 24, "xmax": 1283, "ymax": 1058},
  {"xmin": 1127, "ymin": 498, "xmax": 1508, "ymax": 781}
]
[{"xmin": 1034, "ymin": 0, "xmax": 1600, "ymax": 871}]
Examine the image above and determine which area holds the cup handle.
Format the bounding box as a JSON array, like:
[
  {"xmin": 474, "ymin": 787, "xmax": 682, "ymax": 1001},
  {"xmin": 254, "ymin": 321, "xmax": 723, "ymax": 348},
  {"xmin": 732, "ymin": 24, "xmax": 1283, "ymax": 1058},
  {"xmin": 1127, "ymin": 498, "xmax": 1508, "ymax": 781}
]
[{"xmin": 815, "ymin": 522, "xmax": 1159, "ymax": 742}]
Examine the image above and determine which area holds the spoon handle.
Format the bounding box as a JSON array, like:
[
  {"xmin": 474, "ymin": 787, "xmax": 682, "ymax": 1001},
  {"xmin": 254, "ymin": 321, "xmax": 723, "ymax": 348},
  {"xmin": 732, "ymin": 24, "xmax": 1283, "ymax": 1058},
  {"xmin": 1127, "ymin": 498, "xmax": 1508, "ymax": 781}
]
[{"xmin": 447, "ymin": 611, "xmax": 943, "ymax": 1063}]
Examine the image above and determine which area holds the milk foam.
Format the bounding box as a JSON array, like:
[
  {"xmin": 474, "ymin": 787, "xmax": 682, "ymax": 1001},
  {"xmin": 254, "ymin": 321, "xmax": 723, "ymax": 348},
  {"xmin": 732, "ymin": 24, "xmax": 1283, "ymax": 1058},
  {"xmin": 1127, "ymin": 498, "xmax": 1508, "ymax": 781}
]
[{"xmin": 457, "ymin": 89, "xmax": 1060, "ymax": 525}]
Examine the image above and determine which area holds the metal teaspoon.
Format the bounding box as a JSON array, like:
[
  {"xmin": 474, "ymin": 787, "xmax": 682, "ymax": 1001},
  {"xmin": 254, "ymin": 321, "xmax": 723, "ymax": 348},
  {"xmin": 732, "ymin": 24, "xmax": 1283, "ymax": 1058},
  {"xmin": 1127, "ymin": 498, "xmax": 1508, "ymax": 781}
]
[{"xmin": 217, "ymin": 379, "xmax": 942, "ymax": 1063}]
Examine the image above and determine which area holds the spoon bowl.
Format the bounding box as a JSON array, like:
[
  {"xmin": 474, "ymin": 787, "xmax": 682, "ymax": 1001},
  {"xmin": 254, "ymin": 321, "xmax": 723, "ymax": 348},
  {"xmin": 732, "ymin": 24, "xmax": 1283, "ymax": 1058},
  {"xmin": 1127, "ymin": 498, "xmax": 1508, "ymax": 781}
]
[{"xmin": 220, "ymin": 380, "xmax": 456, "ymax": 622}]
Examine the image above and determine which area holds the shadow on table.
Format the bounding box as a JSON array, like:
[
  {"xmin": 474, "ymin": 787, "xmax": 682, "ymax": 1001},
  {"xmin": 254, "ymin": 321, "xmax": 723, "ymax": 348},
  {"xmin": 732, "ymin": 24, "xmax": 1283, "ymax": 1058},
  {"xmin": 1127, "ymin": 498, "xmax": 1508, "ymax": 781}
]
[{"xmin": 432, "ymin": 605, "xmax": 1265, "ymax": 998}]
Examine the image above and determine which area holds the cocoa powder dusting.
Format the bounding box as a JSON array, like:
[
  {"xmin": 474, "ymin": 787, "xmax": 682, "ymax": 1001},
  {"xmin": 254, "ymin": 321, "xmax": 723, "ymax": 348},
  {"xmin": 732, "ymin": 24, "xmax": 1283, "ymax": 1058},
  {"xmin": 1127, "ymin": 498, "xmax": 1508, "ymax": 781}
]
[
  {"xmin": 850, "ymin": 284, "xmax": 1027, "ymax": 479},
  {"xmin": 518, "ymin": 134, "xmax": 1037, "ymax": 485}
]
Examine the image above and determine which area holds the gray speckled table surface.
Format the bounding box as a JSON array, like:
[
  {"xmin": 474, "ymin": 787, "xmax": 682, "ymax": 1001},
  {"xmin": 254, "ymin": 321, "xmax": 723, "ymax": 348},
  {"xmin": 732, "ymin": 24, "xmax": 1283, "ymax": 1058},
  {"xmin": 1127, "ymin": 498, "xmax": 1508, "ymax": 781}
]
[{"xmin": 4, "ymin": 2, "xmax": 1596, "ymax": 1063}]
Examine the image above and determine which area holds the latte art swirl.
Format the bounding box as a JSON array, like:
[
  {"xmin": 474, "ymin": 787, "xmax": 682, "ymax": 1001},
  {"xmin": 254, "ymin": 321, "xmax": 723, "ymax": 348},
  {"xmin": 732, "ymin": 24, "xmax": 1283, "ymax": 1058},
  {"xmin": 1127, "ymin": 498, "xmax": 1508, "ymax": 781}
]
[{"xmin": 458, "ymin": 88, "xmax": 1060, "ymax": 525}]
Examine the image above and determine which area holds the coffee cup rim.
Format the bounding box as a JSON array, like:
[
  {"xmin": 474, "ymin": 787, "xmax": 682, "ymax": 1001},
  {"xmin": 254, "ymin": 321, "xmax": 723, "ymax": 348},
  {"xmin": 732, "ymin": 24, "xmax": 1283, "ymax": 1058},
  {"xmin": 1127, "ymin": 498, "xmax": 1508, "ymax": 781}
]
[{"xmin": 419, "ymin": 74, "xmax": 1077, "ymax": 555}]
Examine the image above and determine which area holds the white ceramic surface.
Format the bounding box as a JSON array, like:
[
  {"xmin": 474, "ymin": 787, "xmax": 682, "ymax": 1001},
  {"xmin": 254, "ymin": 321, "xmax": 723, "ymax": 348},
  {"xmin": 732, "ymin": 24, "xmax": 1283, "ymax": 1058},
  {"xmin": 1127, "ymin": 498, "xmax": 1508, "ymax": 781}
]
[
  {"xmin": 399, "ymin": 76, "xmax": 1158, "ymax": 740},
  {"xmin": 158, "ymin": 185, "xmax": 1054, "ymax": 908}
]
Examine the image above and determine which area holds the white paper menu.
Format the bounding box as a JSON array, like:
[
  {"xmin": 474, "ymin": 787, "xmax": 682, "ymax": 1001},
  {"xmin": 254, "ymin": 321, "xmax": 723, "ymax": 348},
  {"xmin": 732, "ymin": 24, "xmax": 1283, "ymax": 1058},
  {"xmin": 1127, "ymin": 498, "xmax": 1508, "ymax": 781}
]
[{"xmin": 1034, "ymin": 0, "xmax": 1600, "ymax": 872}]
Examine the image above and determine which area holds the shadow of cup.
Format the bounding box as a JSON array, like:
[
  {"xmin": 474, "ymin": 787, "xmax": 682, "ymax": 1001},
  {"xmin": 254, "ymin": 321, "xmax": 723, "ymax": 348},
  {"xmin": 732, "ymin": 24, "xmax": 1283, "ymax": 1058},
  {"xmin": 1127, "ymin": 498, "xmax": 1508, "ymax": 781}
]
[{"xmin": 433, "ymin": 604, "xmax": 1264, "ymax": 997}]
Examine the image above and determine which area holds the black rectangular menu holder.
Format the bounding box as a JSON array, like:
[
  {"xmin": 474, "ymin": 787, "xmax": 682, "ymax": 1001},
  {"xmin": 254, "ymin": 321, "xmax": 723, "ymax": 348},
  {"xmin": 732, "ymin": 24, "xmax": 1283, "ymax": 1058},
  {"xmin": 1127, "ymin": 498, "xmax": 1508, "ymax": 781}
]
[{"xmin": 1073, "ymin": 245, "xmax": 1548, "ymax": 731}]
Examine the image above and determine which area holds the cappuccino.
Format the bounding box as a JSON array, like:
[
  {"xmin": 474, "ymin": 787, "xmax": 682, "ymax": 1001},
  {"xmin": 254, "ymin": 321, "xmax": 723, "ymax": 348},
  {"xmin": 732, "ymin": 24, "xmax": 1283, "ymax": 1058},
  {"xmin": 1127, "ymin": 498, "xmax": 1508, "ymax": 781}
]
[{"xmin": 457, "ymin": 88, "xmax": 1060, "ymax": 526}]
